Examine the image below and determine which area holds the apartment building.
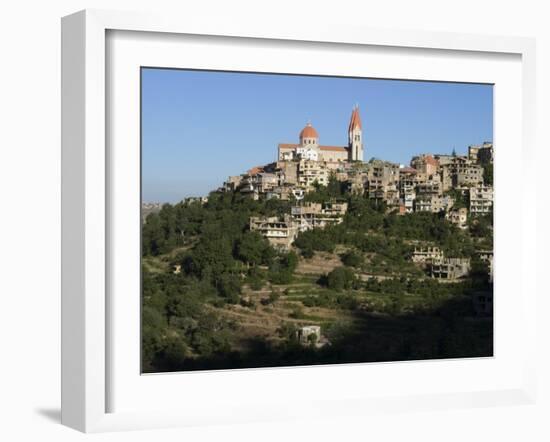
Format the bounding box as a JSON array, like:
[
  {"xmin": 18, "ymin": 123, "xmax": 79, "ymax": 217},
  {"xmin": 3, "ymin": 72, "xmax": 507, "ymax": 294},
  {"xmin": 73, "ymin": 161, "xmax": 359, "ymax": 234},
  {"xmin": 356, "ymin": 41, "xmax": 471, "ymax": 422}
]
[
  {"xmin": 469, "ymin": 185, "xmax": 493, "ymax": 215},
  {"xmin": 298, "ymin": 159, "xmax": 329, "ymax": 189}
]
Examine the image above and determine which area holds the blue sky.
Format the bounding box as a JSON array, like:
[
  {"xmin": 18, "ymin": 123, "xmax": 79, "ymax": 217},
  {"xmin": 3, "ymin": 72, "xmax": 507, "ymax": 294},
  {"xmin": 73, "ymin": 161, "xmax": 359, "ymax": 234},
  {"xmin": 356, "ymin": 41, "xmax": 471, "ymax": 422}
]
[{"xmin": 142, "ymin": 68, "xmax": 493, "ymax": 203}]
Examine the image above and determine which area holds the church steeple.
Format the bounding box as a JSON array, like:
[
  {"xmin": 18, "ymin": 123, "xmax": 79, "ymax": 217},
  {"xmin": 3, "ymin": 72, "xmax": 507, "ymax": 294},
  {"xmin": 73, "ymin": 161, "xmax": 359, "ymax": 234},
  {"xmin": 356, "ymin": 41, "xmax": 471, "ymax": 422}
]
[{"xmin": 348, "ymin": 105, "xmax": 363, "ymax": 161}]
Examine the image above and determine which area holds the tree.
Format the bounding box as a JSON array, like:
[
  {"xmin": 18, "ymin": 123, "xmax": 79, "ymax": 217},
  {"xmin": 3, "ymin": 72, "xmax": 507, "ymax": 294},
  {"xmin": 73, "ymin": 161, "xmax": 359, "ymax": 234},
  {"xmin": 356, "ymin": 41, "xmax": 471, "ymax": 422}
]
[
  {"xmin": 483, "ymin": 163, "xmax": 493, "ymax": 186},
  {"xmin": 142, "ymin": 213, "xmax": 165, "ymax": 255},
  {"xmin": 326, "ymin": 267, "xmax": 356, "ymax": 291},
  {"xmin": 342, "ymin": 250, "xmax": 363, "ymax": 268},
  {"xmin": 217, "ymin": 273, "xmax": 242, "ymax": 303},
  {"xmin": 235, "ymin": 231, "xmax": 272, "ymax": 266}
]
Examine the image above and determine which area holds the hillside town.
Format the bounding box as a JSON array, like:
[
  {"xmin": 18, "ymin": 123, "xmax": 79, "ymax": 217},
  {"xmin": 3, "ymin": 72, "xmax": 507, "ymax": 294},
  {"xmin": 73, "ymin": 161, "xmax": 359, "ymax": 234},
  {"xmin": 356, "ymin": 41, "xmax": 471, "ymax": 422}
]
[
  {"xmin": 218, "ymin": 106, "xmax": 494, "ymax": 283},
  {"xmin": 141, "ymin": 104, "xmax": 494, "ymax": 372}
]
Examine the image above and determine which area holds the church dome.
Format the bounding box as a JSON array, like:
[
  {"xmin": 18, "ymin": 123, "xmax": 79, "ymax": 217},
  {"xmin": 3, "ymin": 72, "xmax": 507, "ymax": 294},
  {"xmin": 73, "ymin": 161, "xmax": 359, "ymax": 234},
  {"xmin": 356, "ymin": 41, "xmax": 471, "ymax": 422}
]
[{"xmin": 299, "ymin": 123, "xmax": 319, "ymax": 139}]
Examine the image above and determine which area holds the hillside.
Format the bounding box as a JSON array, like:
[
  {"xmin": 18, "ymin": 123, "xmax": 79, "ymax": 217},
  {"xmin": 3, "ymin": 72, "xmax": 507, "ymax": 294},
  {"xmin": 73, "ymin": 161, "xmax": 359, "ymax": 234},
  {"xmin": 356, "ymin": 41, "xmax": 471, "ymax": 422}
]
[{"xmin": 141, "ymin": 183, "xmax": 493, "ymax": 372}]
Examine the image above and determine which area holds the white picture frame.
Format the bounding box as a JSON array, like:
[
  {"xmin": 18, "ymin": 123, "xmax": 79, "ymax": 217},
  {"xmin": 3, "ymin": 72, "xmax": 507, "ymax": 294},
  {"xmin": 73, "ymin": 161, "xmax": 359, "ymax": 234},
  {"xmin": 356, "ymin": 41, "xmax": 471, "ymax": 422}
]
[{"xmin": 61, "ymin": 9, "xmax": 537, "ymax": 433}]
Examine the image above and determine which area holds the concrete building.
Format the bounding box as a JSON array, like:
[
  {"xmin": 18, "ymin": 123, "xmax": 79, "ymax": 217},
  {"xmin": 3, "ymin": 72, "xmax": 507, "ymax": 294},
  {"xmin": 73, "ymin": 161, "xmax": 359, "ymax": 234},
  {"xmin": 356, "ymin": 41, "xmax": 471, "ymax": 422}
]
[
  {"xmin": 365, "ymin": 159, "xmax": 400, "ymax": 205},
  {"xmin": 298, "ymin": 159, "xmax": 329, "ymax": 189},
  {"xmin": 468, "ymin": 145, "xmax": 481, "ymax": 162},
  {"xmin": 446, "ymin": 207, "xmax": 468, "ymax": 229},
  {"xmin": 291, "ymin": 201, "xmax": 348, "ymax": 232},
  {"xmin": 296, "ymin": 325, "xmax": 322, "ymax": 346},
  {"xmin": 469, "ymin": 142, "xmax": 493, "ymax": 165},
  {"xmin": 469, "ymin": 185, "xmax": 493, "ymax": 214},
  {"xmin": 412, "ymin": 246, "xmax": 444, "ymax": 264},
  {"xmin": 456, "ymin": 164, "xmax": 484, "ymax": 187},
  {"xmin": 347, "ymin": 171, "xmax": 368, "ymax": 195},
  {"xmin": 398, "ymin": 167, "xmax": 417, "ymax": 213},
  {"xmin": 223, "ymin": 175, "xmax": 242, "ymax": 192},
  {"xmin": 477, "ymin": 250, "xmax": 494, "ymax": 283},
  {"xmin": 478, "ymin": 142, "xmax": 494, "ymax": 164},
  {"xmin": 438, "ymin": 156, "xmax": 483, "ymax": 190},
  {"xmin": 414, "ymin": 194, "xmax": 452, "ymax": 213},
  {"xmin": 249, "ymin": 214, "xmax": 298, "ymax": 250},
  {"xmin": 411, "ymin": 154, "xmax": 439, "ymax": 176},
  {"xmin": 430, "ymin": 258, "xmax": 471, "ymax": 280}
]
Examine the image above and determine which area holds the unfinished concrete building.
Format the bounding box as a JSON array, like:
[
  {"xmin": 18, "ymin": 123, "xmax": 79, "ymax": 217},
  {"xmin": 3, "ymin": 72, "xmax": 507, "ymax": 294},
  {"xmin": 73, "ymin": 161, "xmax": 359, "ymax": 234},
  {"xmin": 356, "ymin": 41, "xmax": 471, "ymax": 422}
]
[
  {"xmin": 249, "ymin": 214, "xmax": 298, "ymax": 250},
  {"xmin": 430, "ymin": 257, "xmax": 471, "ymax": 280},
  {"xmin": 364, "ymin": 159, "xmax": 400, "ymax": 206},
  {"xmin": 296, "ymin": 325, "xmax": 322, "ymax": 346},
  {"xmin": 291, "ymin": 201, "xmax": 347, "ymax": 232},
  {"xmin": 412, "ymin": 246, "xmax": 444, "ymax": 264}
]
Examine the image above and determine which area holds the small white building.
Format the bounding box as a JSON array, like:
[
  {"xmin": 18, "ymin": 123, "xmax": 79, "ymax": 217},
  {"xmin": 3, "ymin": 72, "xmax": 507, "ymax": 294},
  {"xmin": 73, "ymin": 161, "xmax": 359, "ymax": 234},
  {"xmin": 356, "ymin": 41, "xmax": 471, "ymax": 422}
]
[{"xmin": 296, "ymin": 325, "xmax": 322, "ymax": 346}]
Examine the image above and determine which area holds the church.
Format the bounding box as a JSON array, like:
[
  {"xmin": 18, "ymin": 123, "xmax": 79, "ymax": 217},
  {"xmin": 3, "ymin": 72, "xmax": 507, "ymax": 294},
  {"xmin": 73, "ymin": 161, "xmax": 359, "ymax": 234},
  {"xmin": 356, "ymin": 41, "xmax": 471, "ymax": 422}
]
[{"xmin": 277, "ymin": 106, "xmax": 364, "ymax": 163}]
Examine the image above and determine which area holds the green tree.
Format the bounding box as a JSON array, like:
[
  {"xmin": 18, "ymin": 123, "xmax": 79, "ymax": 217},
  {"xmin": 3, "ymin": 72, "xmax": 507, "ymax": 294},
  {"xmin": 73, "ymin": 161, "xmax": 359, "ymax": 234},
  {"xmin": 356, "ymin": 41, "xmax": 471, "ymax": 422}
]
[
  {"xmin": 342, "ymin": 250, "xmax": 363, "ymax": 268},
  {"xmin": 235, "ymin": 231, "xmax": 273, "ymax": 266},
  {"xmin": 483, "ymin": 163, "xmax": 493, "ymax": 186},
  {"xmin": 326, "ymin": 267, "xmax": 356, "ymax": 291}
]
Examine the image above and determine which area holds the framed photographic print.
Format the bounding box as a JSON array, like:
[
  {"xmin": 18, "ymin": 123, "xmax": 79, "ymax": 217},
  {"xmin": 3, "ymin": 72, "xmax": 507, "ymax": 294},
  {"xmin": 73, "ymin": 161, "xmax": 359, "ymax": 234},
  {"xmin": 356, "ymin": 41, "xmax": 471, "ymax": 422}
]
[{"xmin": 61, "ymin": 9, "xmax": 537, "ymax": 432}]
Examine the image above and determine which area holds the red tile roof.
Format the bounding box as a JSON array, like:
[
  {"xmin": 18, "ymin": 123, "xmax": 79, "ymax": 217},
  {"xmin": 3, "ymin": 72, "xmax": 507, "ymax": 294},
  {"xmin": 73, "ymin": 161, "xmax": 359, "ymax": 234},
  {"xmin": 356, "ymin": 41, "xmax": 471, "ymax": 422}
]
[
  {"xmin": 247, "ymin": 166, "xmax": 264, "ymax": 175},
  {"xmin": 278, "ymin": 143, "xmax": 298, "ymax": 149}
]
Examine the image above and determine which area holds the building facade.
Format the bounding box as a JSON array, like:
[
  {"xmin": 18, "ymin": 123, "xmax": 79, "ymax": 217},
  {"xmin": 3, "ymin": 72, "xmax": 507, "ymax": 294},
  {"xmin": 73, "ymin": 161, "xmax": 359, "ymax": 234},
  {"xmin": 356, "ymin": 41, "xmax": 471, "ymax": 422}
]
[{"xmin": 278, "ymin": 106, "xmax": 364, "ymax": 163}]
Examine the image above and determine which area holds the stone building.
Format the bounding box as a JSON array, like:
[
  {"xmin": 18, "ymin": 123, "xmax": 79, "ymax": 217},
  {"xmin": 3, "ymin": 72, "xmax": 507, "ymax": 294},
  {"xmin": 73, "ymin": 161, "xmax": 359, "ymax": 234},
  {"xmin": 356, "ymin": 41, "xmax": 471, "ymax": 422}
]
[{"xmin": 277, "ymin": 106, "xmax": 364, "ymax": 163}]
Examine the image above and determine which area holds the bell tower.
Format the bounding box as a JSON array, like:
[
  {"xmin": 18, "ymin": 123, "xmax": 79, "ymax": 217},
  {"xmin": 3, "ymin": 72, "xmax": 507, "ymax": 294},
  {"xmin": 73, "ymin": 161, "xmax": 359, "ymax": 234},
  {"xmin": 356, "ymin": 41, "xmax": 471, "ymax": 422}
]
[{"xmin": 348, "ymin": 105, "xmax": 363, "ymax": 162}]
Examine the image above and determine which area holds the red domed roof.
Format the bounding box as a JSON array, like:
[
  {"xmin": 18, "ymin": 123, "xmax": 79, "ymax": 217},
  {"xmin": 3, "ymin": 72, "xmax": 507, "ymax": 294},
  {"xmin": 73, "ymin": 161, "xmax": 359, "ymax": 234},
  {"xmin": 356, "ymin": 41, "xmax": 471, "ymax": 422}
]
[{"xmin": 299, "ymin": 123, "xmax": 319, "ymax": 139}]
